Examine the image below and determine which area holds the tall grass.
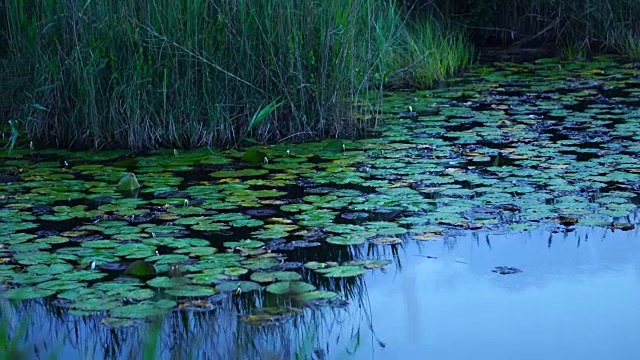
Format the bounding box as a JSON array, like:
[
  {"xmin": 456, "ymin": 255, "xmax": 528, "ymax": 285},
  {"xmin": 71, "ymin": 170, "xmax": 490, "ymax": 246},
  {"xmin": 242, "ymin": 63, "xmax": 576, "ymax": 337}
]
[
  {"xmin": 617, "ymin": 31, "xmax": 640, "ymax": 60},
  {"xmin": 398, "ymin": 21, "xmax": 473, "ymax": 88},
  {"xmin": 4, "ymin": 0, "xmax": 472, "ymax": 150}
]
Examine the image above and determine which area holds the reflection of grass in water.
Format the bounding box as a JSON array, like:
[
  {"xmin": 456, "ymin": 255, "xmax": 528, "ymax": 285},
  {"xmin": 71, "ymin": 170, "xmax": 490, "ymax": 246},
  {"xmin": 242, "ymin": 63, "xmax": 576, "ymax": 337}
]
[
  {"xmin": 1, "ymin": 302, "xmax": 29, "ymax": 360},
  {"xmin": 1, "ymin": 269, "xmax": 384, "ymax": 359}
]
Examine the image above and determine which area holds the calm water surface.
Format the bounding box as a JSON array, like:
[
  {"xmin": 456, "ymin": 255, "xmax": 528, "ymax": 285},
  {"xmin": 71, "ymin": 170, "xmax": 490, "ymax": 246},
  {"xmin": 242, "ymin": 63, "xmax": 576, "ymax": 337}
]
[
  {"xmin": 342, "ymin": 226, "xmax": 640, "ymax": 360},
  {"xmin": 5, "ymin": 224, "xmax": 639, "ymax": 359}
]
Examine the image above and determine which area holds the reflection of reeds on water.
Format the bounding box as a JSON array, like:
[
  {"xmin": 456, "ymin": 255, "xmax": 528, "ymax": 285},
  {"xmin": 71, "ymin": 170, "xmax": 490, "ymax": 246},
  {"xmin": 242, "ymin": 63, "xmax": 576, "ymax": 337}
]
[{"xmin": 1, "ymin": 261, "xmax": 385, "ymax": 359}]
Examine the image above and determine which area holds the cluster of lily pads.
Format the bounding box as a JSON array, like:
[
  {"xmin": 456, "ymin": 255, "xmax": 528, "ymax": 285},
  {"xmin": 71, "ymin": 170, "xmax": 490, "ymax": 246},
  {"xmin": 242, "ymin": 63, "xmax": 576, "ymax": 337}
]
[{"xmin": 1, "ymin": 55, "xmax": 639, "ymax": 327}]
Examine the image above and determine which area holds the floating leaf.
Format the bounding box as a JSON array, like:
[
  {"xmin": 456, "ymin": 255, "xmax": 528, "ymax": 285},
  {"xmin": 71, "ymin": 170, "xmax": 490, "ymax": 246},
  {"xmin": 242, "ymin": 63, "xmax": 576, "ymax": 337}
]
[
  {"xmin": 1, "ymin": 287, "xmax": 57, "ymax": 300},
  {"xmin": 315, "ymin": 266, "xmax": 367, "ymax": 278},
  {"xmin": 147, "ymin": 276, "xmax": 187, "ymax": 288},
  {"xmin": 369, "ymin": 237, "xmax": 403, "ymax": 245},
  {"xmin": 266, "ymin": 281, "xmax": 316, "ymax": 295},
  {"xmin": 241, "ymin": 257, "xmax": 281, "ymax": 270},
  {"xmin": 116, "ymin": 172, "xmax": 141, "ymax": 192},
  {"xmin": 73, "ymin": 298, "xmax": 123, "ymax": 312},
  {"xmin": 166, "ymin": 285, "xmax": 217, "ymax": 297},
  {"xmin": 242, "ymin": 149, "xmax": 267, "ymax": 164},
  {"xmin": 109, "ymin": 301, "xmax": 176, "ymax": 318},
  {"xmin": 124, "ymin": 260, "xmax": 157, "ymax": 277},
  {"xmin": 322, "ymin": 140, "xmax": 345, "ymax": 153},
  {"xmin": 343, "ymin": 259, "xmax": 391, "ymax": 269},
  {"xmin": 126, "ymin": 289, "xmax": 156, "ymax": 301},
  {"xmin": 250, "ymin": 271, "xmax": 302, "ymax": 283},
  {"xmin": 224, "ymin": 240, "xmax": 264, "ymax": 249},
  {"xmin": 326, "ymin": 235, "xmax": 367, "ymax": 245},
  {"xmin": 295, "ymin": 290, "xmax": 339, "ymax": 303}
]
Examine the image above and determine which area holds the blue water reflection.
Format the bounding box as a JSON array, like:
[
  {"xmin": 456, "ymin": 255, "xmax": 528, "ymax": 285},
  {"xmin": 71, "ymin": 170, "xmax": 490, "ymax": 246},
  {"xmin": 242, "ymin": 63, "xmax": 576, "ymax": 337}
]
[
  {"xmin": 339, "ymin": 226, "xmax": 640, "ymax": 360},
  {"xmin": 3, "ymin": 225, "xmax": 639, "ymax": 360}
]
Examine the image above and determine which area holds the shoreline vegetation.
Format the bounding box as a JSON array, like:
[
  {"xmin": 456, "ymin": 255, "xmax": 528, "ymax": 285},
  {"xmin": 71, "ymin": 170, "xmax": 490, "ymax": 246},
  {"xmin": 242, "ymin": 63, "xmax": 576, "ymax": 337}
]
[
  {"xmin": 2, "ymin": 0, "xmax": 639, "ymax": 151},
  {"xmin": 2, "ymin": 0, "xmax": 472, "ymax": 150}
]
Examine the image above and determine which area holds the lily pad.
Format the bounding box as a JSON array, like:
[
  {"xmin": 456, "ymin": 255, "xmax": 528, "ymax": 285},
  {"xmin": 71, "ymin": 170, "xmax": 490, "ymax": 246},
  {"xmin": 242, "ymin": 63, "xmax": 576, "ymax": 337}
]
[
  {"xmin": 147, "ymin": 276, "xmax": 188, "ymax": 288},
  {"xmin": 109, "ymin": 301, "xmax": 176, "ymax": 318},
  {"xmin": 315, "ymin": 266, "xmax": 367, "ymax": 278},
  {"xmin": 295, "ymin": 290, "xmax": 339, "ymax": 303},
  {"xmin": 166, "ymin": 285, "xmax": 217, "ymax": 297},
  {"xmin": 224, "ymin": 240, "xmax": 264, "ymax": 249},
  {"xmin": 116, "ymin": 172, "xmax": 141, "ymax": 192},
  {"xmin": 1, "ymin": 287, "xmax": 57, "ymax": 300},
  {"xmin": 266, "ymin": 281, "xmax": 316, "ymax": 295},
  {"xmin": 125, "ymin": 260, "xmax": 157, "ymax": 277},
  {"xmin": 250, "ymin": 271, "xmax": 302, "ymax": 283}
]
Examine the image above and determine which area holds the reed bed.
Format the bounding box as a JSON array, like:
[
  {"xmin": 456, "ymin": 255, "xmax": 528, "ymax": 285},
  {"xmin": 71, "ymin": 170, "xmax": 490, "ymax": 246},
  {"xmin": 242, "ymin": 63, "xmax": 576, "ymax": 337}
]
[{"xmin": 4, "ymin": 0, "xmax": 472, "ymax": 150}]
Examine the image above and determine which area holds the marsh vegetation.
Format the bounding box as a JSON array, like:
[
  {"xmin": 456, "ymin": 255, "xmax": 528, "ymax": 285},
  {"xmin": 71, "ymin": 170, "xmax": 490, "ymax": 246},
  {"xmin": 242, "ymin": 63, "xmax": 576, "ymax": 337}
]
[
  {"xmin": 2, "ymin": 56, "xmax": 640, "ymax": 358},
  {"xmin": 1, "ymin": 1, "xmax": 639, "ymax": 359}
]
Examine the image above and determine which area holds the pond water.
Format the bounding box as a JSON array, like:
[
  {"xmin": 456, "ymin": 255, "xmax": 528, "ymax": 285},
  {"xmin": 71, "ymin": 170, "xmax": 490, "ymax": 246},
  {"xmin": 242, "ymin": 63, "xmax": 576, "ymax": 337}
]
[{"xmin": 1, "ymin": 56, "xmax": 639, "ymax": 359}]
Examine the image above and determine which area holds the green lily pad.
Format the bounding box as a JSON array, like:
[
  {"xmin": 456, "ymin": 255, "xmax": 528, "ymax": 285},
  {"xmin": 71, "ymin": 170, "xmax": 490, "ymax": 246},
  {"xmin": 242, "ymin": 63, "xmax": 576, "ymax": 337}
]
[
  {"xmin": 166, "ymin": 285, "xmax": 217, "ymax": 297},
  {"xmin": 116, "ymin": 172, "xmax": 141, "ymax": 191},
  {"xmin": 27, "ymin": 263, "xmax": 74, "ymax": 275},
  {"xmin": 322, "ymin": 140, "xmax": 346, "ymax": 153},
  {"xmin": 326, "ymin": 235, "xmax": 367, "ymax": 245},
  {"xmin": 343, "ymin": 259, "xmax": 391, "ymax": 269},
  {"xmin": 125, "ymin": 260, "xmax": 157, "ymax": 277},
  {"xmin": 303, "ymin": 261, "xmax": 329, "ymax": 270},
  {"xmin": 147, "ymin": 276, "xmax": 187, "ymax": 288},
  {"xmin": 315, "ymin": 266, "xmax": 367, "ymax": 278},
  {"xmin": 1, "ymin": 287, "xmax": 57, "ymax": 300},
  {"xmin": 109, "ymin": 301, "xmax": 176, "ymax": 318},
  {"xmin": 126, "ymin": 288, "xmax": 156, "ymax": 301},
  {"xmin": 57, "ymin": 270, "xmax": 107, "ymax": 282},
  {"xmin": 241, "ymin": 257, "xmax": 281, "ymax": 270},
  {"xmin": 145, "ymin": 254, "xmax": 189, "ymax": 265},
  {"xmin": 224, "ymin": 240, "xmax": 264, "ymax": 249},
  {"xmin": 250, "ymin": 271, "xmax": 302, "ymax": 283},
  {"xmin": 266, "ymin": 281, "xmax": 316, "ymax": 295},
  {"xmin": 295, "ymin": 290, "xmax": 339, "ymax": 303},
  {"xmin": 37, "ymin": 280, "xmax": 85, "ymax": 291},
  {"xmin": 73, "ymin": 298, "xmax": 123, "ymax": 312},
  {"xmin": 242, "ymin": 149, "xmax": 268, "ymax": 164}
]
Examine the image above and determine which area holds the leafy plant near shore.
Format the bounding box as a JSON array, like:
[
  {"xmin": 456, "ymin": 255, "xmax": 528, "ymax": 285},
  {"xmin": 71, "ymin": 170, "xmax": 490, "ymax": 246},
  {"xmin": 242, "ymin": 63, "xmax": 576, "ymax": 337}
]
[
  {"xmin": 4, "ymin": 0, "xmax": 471, "ymax": 150},
  {"xmin": 560, "ymin": 42, "xmax": 588, "ymax": 61},
  {"xmin": 617, "ymin": 31, "xmax": 640, "ymax": 60},
  {"xmin": 401, "ymin": 21, "xmax": 474, "ymax": 88},
  {"xmin": 3, "ymin": 120, "xmax": 19, "ymax": 155}
]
